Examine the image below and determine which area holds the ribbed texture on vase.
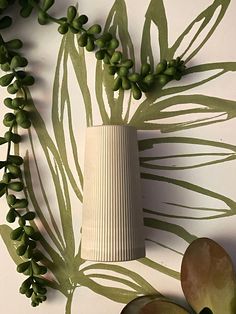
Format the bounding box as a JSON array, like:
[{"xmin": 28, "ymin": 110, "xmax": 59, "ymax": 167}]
[{"xmin": 81, "ymin": 125, "xmax": 145, "ymax": 261}]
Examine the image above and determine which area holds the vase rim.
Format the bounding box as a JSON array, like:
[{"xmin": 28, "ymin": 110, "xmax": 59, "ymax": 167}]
[{"xmin": 86, "ymin": 124, "xmax": 137, "ymax": 130}]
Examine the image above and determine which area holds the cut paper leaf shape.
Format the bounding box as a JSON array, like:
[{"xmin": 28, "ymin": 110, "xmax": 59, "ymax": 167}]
[
  {"xmin": 181, "ymin": 238, "xmax": 236, "ymax": 314},
  {"xmin": 122, "ymin": 238, "xmax": 236, "ymax": 314}
]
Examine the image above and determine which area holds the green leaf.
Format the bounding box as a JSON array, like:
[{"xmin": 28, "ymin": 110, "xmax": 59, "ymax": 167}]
[
  {"xmin": 170, "ymin": 0, "xmax": 230, "ymax": 62},
  {"xmin": 139, "ymin": 136, "xmax": 236, "ymax": 171},
  {"xmin": 181, "ymin": 238, "xmax": 236, "ymax": 314},
  {"xmin": 94, "ymin": 0, "xmax": 135, "ymax": 124},
  {"xmin": 141, "ymin": 0, "xmax": 168, "ymax": 68},
  {"xmin": 81, "ymin": 263, "xmax": 157, "ymax": 295}
]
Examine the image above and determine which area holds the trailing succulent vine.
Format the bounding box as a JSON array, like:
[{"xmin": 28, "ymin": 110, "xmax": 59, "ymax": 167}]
[{"xmin": 0, "ymin": 0, "xmax": 187, "ymax": 308}]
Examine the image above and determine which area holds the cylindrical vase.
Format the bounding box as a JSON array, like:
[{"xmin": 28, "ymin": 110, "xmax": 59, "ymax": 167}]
[{"xmin": 81, "ymin": 125, "xmax": 145, "ymax": 261}]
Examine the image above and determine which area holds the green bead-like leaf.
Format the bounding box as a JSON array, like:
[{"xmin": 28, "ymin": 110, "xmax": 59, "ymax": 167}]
[
  {"xmin": 23, "ymin": 212, "xmax": 36, "ymax": 220},
  {"xmin": 20, "ymin": 277, "xmax": 32, "ymax": 294},
  {"xmin": 8, "ymin": 181, "xmax": 24, "ymax": 191},
  {"xmin": 17, "ymin": 261, "xmax": 31, "ymax": 273},
  {"xmin": 7, "ymin": 84, "xmax": 18, "ymax": 94},
  {"xmin": 16, "ymin": 244, "xmax": 28, "ymax": 256},
  {"xmin": 16, "ymin": 110, "xmax": 28, "ymax": 124},
  {"xmin": 42, "ymin": 0, "xmax": 54, "ymax": 11},
  {"xmin": 7, "ymin": 194, "xmax": 16, "ymax": 205},
  {"xmin": 25, "ymin": 288, "xmax": 33, "ymax": 298},
  {"xmin": 6, "ymin": 208, "xmax": 17, "ymax": 223},
  {"xmin": 58, "ymin": 23, "xmax": 69, "ymax": 35},
  {"xmin": 8, "ymin": 155, "xmax": 23, "ymax": 165},
  {"xmin": 131, "ymin": 83, "xmax": 142, "ymax": 100},
  {"xmin": 10, "ymin": 56, "xmax": 28, "ymax": 69},
  {"xmin": 0, "ymin": 16, "xmax": 12, "ymax": 29},
  {"xmin": 111, "ymin": 51, "xmax": 122, "ymax": 64},
  {"xmin": 38, "ymin": 10, "xmax": 48, "ymax": 25},
  {"xmin": 11, "ymin": 98, "xmax": 24, "ymax": 110},
  {"xmin": 78, "ymin": 14, "xmax": 88, "ymax": 25},
  {"xmin": 118, "ymin": 66, "xmax": 129, "ymax": 77},
  {"xmin": 20, "ymin": 5, "xmax": 33, "ymax": 18},
  {"xmin": 4, "ymin": 131, "xmax": 21, "ymax": 144},
  {"xmin": 7, "ymin": 164, "xmax": 21, "ymax": 177},
  {"xmin": 14, "ymin": 198, "xmax": 28, "ymax": 209},
  {"xmin": 0, "ymin": 73, "xmax": 14, "ymax": 86},
  {"xmin": 24, "ymin": 225, "xmax": 35, "ymax": 236},
  {"xmin": 10, "ymin": 226, "xmax": 23, "ymax": 240},
  {"xmin": 141, "ymin": 63, "xmax": 151, "ymax": 76},
  {"xmin": 6, "ymin": 39, "xmax": 23, "ymax": 49},
  {"xmin": 87, "ymin": 24, "xmax": 102, "ymax": 35},
  {"xmin": 22, "ymin": 75, "xmax": 34, "ymax": 86},
  {"xmin": 122, "ymin": 77, "xmax": 131, "ymax": 90},
  {"xmin": 108, "ymin": 38, "xmax": 119, "ymax": 50},
  {"xmin": 128, "ymin": 73, "xmax": 140, "ymax": 83},
  {"xmin": 156, "ymin": 60, "xmax": 167, "ymax": 74},
  {"xmin": 95, "ymin": 49, "xmax": 105, "ymax": 60},
  {"xmin": 143, "ymin": 74, "xmax": 155, "ymax": 85},
  {"xmin": 78, "ymin": 32, "xmax": 88, "ymax": 47},
  {"xmin": 164, "ymin": 66, "xmax": 177, "ymax": 76},
  {"xmin": 67, "ymin": 6, "xmax": 77, "ymax": 23},
  {"xmin": 3, "ymin": 112, "xmax": 15, "ymax": 127},
  {"xmin": 1, "ymin": 62, "xmax": 10, "ymax": 71},
  {"xmin": 86, "ymin": 36, "xmax": 95, "ymax": 52},
  {"xmin": 113, "ymin": 76, "xmax": 122, "ymax": 91},
  {"xmin": 181, "ymin": 238, "xmax": 236, "ymax": 314}
]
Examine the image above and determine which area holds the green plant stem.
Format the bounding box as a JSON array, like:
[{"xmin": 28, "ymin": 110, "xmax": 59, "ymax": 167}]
[{"xmin": 65, "ymin": 288, "xmax": 75, "ymax": 314}]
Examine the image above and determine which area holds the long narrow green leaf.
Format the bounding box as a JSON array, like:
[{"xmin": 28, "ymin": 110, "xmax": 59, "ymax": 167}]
[
  {"xmin": 141, "ymin": 172, "xmax": 236, "ymax": 211},
  {"xmin": 141, "ymin": 0, "xmax": 168, "ymax": 68},
  {"xmin": 169, "ymin": 0, "xmax": 230, "ymax": 62},
  {"xmin": 139, "ymin": 258, "xmax": 180, "ymax": 280},
  {"xmin": 81, "ymin": 263, "xmax": 157, "ymax": 294},
  {"xmin": 51, "ymin": 34, "xmax": 83, "ymax": 200},
  {"xmin": 24, "ymin": 148, "xmax": 65, "ymax": 253},
  {"xmin": 67, "ymin": 32, "xmax": 93, "ymax": 126},
  {"xmin": 95, "ymin": 0, "xmax": 135, "ymax": 124},
  {"xmin": 77, "ymin": 273, "xmax": 151, "ymax": 304},
  {"xmin": 144, "ymin": 218, "xmax": 197, "ymax": 244}
]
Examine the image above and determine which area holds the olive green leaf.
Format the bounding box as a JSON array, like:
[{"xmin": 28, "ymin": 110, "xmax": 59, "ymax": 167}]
[
  {"xmin": 95, "ymin": 0, "xmax": 134, "ymax": 124},
  {"xmin": 139, "ymin": 136, "xmax": 236, "ymax": 171},
  {"xmin": 141, "ymin": 0, "xmax": 168, "ymax": 68},
  {"xmin": 141, "ymin": 171, "xmax": 236, "ymax": 220},
  {"xmin": 52, "ymin": 32, "xmax": 84, "ymax": 193},
  {"xmin": 181, "ymin": 238, "xmax": 236, "ymax": 314},
  {"xmin": 169, "ymin": 0, "xmax": 230, "ymax": 62},
  {"xmin": 130, "ymin": 92, "xmax": 236, "ymax": 130},
  {"xmin": 66, "ymin": 31, "xmax": 94, "ymax": 127},
  {"xmin": 76, "ymin": 263, "xmax": 158, "ymax": 303}
]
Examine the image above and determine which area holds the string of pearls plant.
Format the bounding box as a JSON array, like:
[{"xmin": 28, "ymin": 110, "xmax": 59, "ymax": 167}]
[{"xmin": 0, "ymin": 0, "xmax": 186, "ymax": 307}]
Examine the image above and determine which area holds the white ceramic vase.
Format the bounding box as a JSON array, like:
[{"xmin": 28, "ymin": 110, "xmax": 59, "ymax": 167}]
[{"xmin": 81, "ymin": 125, "xmax": 145, "ymax": 261}]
